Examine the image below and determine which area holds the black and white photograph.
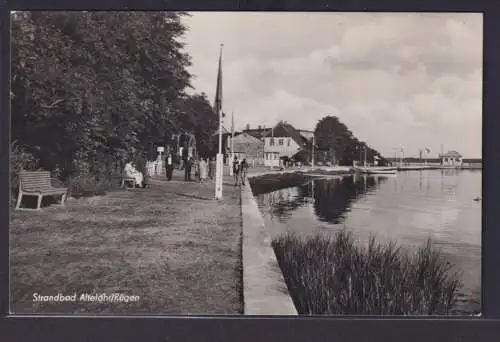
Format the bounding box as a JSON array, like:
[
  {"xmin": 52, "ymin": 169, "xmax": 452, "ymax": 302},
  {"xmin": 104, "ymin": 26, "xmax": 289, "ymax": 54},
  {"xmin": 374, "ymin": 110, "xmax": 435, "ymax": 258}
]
[{"xmin": 9, "ymin": 11, "xmax": 482, "ymax": 316}]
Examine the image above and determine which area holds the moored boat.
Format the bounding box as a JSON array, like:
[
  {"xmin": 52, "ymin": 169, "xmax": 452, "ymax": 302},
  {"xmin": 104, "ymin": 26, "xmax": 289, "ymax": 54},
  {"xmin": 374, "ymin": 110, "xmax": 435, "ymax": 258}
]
[
  {"xmin": 354, "ymin": 167, "xmax": 398, "ymax": 175},
  {"xmin": 364, "ymin": 169, "xmax": 397, "ymax": 175}
]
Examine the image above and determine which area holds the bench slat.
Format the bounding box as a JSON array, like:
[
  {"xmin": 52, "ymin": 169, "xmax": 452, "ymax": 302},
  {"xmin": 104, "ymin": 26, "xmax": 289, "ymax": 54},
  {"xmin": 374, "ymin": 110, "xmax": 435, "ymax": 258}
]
[
  {"xmin": 16, "ymin": 171, "xmax": 68, "ymax": 210},
  {"xmin": 19, "ymin": 171, "xmax": 66, "ymax": 194},
  {"xmin": 20, "ymin": 189, "xmax": 67, "ymax": 194}
]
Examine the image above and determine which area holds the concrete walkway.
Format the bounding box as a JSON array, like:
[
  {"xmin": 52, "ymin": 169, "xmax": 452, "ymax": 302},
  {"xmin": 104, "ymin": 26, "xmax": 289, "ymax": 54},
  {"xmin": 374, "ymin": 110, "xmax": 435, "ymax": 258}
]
[{"xmin": 240, "ymin": 181, "xmax": 297, "ymax": 315}]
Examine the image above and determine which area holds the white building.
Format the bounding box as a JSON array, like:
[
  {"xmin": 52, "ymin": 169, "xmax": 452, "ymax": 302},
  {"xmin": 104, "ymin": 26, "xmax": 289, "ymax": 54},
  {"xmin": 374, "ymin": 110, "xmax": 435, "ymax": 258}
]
[
  {"xmin": 263, "ymin": 121, "xmax": 308, "ymax": 167},
  {"xmin": 440, "ymin": 150, "xmax": 463, "ymax": 167}
]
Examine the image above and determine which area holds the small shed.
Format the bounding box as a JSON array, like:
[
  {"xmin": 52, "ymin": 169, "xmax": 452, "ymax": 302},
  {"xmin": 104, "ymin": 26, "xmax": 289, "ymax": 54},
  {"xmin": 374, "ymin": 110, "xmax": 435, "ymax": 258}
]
[{"xmin": 440, "ymin": 150, "xmax": 463, "ymax": 167}]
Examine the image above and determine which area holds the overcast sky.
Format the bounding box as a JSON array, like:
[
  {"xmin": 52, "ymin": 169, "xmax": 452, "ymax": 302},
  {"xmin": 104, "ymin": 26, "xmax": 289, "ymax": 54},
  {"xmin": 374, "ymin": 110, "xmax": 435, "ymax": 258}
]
[{"xmin": 181, "ymin": 12, "xmax": 482, "ymax": 158}]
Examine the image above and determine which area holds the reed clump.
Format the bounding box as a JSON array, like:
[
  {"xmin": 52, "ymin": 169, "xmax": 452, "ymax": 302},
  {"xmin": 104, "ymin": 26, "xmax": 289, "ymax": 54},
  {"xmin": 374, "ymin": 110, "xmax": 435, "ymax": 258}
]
[{"xmin": 272, "ymin": 229, "xmax": 462, "ymax": 315}]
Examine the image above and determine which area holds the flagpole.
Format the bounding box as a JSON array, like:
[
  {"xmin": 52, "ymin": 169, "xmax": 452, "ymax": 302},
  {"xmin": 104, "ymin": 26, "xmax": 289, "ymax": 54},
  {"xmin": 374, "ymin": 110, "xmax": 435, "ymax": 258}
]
[
  {"xmin": 440, "ymin": 144, "xmax": 444, "ymax": 165},
  {"xmin": 311, "ymin": 135, "xmax": 315, "ymax": 167},
  {"xmin": 230, "ymin": 110, "xmax": 235, "ymax": 176},
  {"xmin": 215, "ymin": 43, "xmax": 224, "ymax": 200},
  {"xmin": 399, "ymin": 145, "xmax": 403, "ymax": 168},
  {"xmin": 363, "ymin": 146, "xmax": 367, "ymax": 168}
]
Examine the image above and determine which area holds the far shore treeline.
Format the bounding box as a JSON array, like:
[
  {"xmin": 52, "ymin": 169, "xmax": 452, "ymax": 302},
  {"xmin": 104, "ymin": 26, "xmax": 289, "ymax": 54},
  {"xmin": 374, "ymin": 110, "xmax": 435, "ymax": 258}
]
[
  {"xmin": 313, "ymin": 116, "xmax": 389, "ymax": 166},
  {"xmin": 10, "ymin": 12, "xmax": 218, "ymax": 198}
]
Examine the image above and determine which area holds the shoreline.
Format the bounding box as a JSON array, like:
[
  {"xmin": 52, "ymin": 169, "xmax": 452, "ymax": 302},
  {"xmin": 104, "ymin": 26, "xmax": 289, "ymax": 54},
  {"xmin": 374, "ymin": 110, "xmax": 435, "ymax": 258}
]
[
  {"xmin": 244, "ymin": 167, "xmax": 481, "ymax": 315},
  {"xmin": 248, "ymin": 164, "xmax": 481, "ymax": 180}
]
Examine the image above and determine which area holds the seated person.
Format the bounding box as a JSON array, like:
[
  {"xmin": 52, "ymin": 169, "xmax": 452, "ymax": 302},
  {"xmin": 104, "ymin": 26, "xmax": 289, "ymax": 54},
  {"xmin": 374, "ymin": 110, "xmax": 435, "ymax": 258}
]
[{"xmin": 124, "ymin": 160, "xmax": 144, "ymax": 188}]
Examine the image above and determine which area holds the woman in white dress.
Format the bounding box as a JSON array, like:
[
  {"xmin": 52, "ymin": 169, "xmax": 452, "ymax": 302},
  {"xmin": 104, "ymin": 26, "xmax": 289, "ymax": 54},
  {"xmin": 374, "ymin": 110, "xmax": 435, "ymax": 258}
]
[
  {"xmin": 124, "ymin": 160, "xmax": 144, "ymax": 187},
  {"xmin": 199, "ymin": 158, "xmax": 209, "ymax": 183}
]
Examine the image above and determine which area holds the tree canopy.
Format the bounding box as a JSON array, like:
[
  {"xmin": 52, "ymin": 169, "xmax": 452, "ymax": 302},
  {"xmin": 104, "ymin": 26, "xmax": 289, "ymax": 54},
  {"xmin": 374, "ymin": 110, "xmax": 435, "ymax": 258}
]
[
  {"xmin": 314, "ymin": 116, "xmax": 388, "ymax": 166},
  {"xmin": 11, "ymin": 11, "xmax": 218, "ymax": 179}
]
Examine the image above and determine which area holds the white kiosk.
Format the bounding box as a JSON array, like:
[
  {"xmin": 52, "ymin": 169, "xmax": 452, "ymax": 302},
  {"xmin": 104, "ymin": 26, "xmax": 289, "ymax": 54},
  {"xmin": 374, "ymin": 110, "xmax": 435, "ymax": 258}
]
[{"xmin": 156, "ymin": 146, "xmax": 165, "ymax": 176}]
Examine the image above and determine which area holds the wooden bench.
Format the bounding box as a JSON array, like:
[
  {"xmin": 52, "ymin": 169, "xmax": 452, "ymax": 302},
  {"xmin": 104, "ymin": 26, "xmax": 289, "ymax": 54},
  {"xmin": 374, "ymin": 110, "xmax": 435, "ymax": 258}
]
[
  {"xmin": 16, "ymin": 171, "xmax": 68, "ymax": 210},
  {"xmin": 121, "ymin": 175, "xmax": 152, "ymax": 189},
  {"xmin": 120, "ymin": 176, "xmax": 137, "ymax": 190}
]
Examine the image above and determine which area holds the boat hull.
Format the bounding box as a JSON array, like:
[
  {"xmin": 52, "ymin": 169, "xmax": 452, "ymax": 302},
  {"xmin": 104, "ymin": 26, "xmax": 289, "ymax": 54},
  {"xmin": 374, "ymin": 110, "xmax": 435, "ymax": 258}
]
[{"xmin": 354, "ymin": 167, "xmax": 398, "ymax": 175}]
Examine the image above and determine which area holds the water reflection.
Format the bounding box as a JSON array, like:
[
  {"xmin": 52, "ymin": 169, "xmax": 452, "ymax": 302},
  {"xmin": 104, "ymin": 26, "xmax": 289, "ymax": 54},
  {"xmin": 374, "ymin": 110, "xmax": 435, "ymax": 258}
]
[
  {"xmin": 313, "ymin": 175, "xmax": 388, "ymax": 224},
  {"xmin": 258, "ymin": 182, "xmax": 311, "ymax": 222},
  {"xmin": 256, "ymin": 175, "xmax": 390, "ymax": 224},
  {"xmin": 255, "ymin": 170, "xmax": 481, "ymax": 312}
]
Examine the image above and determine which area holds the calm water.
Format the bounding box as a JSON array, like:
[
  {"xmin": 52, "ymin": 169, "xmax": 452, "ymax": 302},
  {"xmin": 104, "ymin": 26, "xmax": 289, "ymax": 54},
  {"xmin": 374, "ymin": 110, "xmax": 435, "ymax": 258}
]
[{"xmin": 255, "ymin": 169, "xmax": 481, "ymax": 310}]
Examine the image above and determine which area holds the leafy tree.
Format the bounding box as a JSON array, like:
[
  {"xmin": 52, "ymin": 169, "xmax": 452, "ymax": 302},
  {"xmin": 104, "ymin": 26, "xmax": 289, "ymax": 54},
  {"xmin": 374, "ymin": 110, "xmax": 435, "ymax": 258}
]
[
  {"xmin": 11, "ymin": 11, "xmax": 208, "ymax": 186},
  {"xmin": 176, "ymin": 93, "xmax": 218, "ymax": 158},
  {"xmin": 314, "ymin": 115, "xmax": 386, "ymax": 166}
]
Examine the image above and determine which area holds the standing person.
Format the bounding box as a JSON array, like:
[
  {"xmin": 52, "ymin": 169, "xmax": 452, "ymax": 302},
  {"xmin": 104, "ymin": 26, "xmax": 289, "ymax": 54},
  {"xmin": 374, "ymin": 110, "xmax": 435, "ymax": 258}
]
[
  {"xmin": 199, "ymin": 158, "xmax": 208, "ymax": 183},
  {"xmin": 194, "ymin": 158, "xmax": 200, "ymax": 182},
  {"xmin": 209, "ymin": 157, "xmax": 216, "ymax": 180},
  {"xmin": 240, "ymin": 158, "xmax": 249, "ymax": 186},
  {"xmin": 184, "ymin": 156, "xmax": 193, "ymax": 181},
  {"xmin": 180, "ymin": 146, "xmax": 187, "ymax": 170},
  {"xmin": 232, "ymin": 156, "xmax": 240, "ymax": 186},
  {"xmin": 166, "ymin": 152, "xmax": 174, "ymax": 181}
]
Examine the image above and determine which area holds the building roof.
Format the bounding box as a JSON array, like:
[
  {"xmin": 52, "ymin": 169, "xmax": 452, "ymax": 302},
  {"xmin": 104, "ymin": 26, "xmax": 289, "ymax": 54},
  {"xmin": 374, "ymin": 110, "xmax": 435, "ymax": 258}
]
[
  {"xmin": 232, "ymin": 132, "xmax": 263, "ymax": 144},
  {"xmin": 212, "ymin": 125, "xmax": 230, "ymax": 136},
  {"xmin": 264, "ymin": 121, "xmax": 308, "ymax": 147},
  {"xmin": 298, "ymin": 130, "xmax": 314, "ymax": 141},
  {"xmin": 242, "ymin": 128, "xmax": 272, "ymax": 139},
  {"xmin": 441, "ymin": 150, "xmax": 462, "ymax": 158}
]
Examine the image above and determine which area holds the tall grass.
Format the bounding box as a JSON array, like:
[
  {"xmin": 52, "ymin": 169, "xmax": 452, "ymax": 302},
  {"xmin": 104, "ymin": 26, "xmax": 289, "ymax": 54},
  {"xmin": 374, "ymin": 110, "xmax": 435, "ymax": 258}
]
[{"xmin": 272, "ymin": 229, "xmax": 462, "ymax": 315}]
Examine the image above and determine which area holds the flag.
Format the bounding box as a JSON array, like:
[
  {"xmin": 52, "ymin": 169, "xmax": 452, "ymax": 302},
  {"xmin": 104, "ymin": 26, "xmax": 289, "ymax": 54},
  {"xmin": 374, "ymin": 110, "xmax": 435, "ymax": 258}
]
[
  {"xmin": 214, "ymin": 44, "xmax": 223, "ymax": 116},
  {"xmin": 425, "ymin": 148, "xmax": 430, "ymax": 154},
  {"xmin": 214, "ymin": 44, "xmax": 224, "ymax": 200}
]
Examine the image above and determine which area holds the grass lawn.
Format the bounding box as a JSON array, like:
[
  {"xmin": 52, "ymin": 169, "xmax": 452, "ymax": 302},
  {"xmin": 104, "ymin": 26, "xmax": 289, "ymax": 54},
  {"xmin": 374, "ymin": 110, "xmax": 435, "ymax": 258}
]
[{"xmin": 10, "ymin": 172, "xmax": 243, "ymax": 315}]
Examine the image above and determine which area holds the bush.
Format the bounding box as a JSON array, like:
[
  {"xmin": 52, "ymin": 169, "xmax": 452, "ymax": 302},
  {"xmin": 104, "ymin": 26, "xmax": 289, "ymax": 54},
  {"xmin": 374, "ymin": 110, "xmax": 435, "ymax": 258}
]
[
  {"xmin": 65, "ymin": 173, "xmax": 113, "ymax": 198},
  {"xmin": 272, "ymin": 229, "xmax": 463, "ymax": 315},
  {"xmin": 10, "ymin": 142, "xmax": 39, "ymax": 202}
]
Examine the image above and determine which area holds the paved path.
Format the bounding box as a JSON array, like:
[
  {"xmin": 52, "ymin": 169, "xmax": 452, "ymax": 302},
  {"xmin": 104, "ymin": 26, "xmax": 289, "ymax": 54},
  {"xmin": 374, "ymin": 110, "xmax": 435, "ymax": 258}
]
[
  {"xmin": 10, "ymin": 170, "xmax": 243, "ymax": 315},
  {"xmin": 240, "ymin": 182, "xmax": 297, "ymax": 315}
]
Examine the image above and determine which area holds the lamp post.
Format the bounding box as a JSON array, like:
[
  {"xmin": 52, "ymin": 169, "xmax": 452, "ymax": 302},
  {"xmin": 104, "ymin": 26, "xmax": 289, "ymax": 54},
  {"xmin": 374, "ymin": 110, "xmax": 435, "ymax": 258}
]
[
  {"xmin": 400, "ymin": 146, "xmax": 404, "ymax": 168},
  {"xmin": 311, "ymin": 135, "xmax": 315, "ymax": 168},
  {"xmin": 363, "ymin": 146, "xmax": 367, "ymax": 168}
]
